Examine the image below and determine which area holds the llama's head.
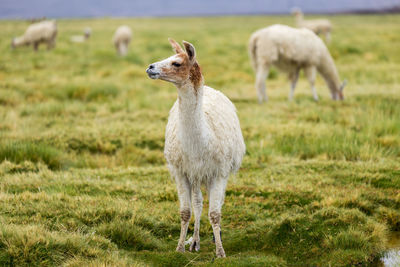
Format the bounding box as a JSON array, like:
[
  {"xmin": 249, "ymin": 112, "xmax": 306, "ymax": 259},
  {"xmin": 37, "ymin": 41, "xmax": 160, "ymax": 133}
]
[
  {"xmin": 331, "ymin": 79, "xmax": 346, "ymax": 100},
  {"xmin": 84, "ymin": 27, "xmax": 92, "ymax": 39},
  {"xmin": 337, "ymin": 79, "xmax": 347, "ymax": 100},
  {"xmin": 291, "ymin": 7, "xmax": 303, "ymax": 17},
  {"xmin": 11, "ymin": 37, "xmax": 25, "ymax": 49},
  {"xmin": 146, "ymin": 38, "xmax": 202, "ymax": 88}
]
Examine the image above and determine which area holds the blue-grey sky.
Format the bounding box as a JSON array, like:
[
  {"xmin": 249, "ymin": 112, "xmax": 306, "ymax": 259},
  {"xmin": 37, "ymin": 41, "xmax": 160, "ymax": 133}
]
[{"xmin": 1, "ymin": 0, "xmax": 399, "ymax": 19}]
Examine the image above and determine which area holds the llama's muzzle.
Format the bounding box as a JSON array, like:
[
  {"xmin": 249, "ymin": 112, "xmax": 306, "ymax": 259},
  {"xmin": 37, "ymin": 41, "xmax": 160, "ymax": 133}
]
[{"xmin": 146, "ymin": 64, "xmax": 160, "ymax": 79}]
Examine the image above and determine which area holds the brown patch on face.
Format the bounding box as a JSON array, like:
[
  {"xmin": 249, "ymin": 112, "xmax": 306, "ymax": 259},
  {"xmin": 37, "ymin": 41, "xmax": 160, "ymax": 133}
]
[
  {"xmin": 160, "ymin": 55, "xmax": 187, "ymax": 80},
  {"xmin": 160, "ymin": 54, "xmax": 189, "ymax": 80},
  {"xmin": 160, "ymin": 53, "xmax": 203, "ymax": 92}
]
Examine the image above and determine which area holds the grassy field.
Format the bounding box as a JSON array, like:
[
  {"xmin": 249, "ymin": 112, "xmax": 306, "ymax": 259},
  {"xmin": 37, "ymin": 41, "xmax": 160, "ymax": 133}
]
[{"xmin": 0, "ymin": 14, "xmax": 399, "ymax": 266}]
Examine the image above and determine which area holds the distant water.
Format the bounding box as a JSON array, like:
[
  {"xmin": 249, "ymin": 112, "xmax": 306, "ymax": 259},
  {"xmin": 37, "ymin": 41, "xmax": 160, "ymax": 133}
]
[
  {"xmin": 1, "ymin": 0, "xmax": 400, "ymax": 19},
  {"xmin": 380, "ymin": 232, "xmax": 400, "ymax": 267}
]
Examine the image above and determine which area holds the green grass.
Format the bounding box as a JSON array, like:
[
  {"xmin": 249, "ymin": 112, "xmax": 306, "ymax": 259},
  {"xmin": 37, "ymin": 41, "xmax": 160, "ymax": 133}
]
[
  {"xmin": 0, "ymin": 14, "xmax": 399, "ymax": 266},
  {"xmin": 0, "ymin": 141, "xmax": 68, "ymax": 170}
]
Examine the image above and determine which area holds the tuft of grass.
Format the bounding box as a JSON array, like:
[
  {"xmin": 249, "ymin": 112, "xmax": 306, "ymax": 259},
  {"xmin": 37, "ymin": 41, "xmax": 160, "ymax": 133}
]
[
  {"xmin": 67, "ymin": 137, "xmax": 122, "ymax": 155},
  {"xmin": 273, "ymin": 131, "xmax": 363, "ymax": 160},
  {"xmin": 212, "ymin": 254, "xmax": 286, "ymax": 267},
  {"xmin": 134, "ymin": 251, "xmax": 192, "ymax": 267},
  {"xmin": 0, "ymin": 224, "xmax": 116, "ymax": 266},
  {"xmin": 86, "ymin": 84, "xmax": 119, "ymax": 101},
  {"xmin": 96, "ymin": 221, "xmax": 165, "ymax": 250},
  {"xmin": 376, "ymin": 207, "xmax": 400, "ymax": 231},
  {"xmin": 48, "ymin": 84, "xmax": 119, "ymax": 102},
  {"xmin": 0, "ymin": 160, "xmax": 41, "ymax": 174},
  {"xmin": 258, "ymin": 207, "xmax": 386, "ymax": 266},
  {"xmin": 0, "ymin": 141, "xmax": 69, "ymax": 170}
]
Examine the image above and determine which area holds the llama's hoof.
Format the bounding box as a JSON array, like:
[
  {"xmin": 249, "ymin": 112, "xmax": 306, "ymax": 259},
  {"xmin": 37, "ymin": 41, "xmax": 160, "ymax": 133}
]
[
  {"xmin": 189, "ymin": 238, "xmax": 200, "ymax": 252},
  {"xmin": 314, "ymin": 97, "xmax": 319, "ymax": 102},
  {"xmin": 176, "ymin": 244, "xmax": 185, "ymax": 253},
  {"xmin": 216, "ymin": 247, "xmax": 226, "ymax": 258}
]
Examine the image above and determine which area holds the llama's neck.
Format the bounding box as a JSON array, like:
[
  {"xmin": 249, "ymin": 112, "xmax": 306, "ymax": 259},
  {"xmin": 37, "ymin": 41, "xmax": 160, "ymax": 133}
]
[
  {"xmin": 176, "ymin": 69, "xmax": 210, "ymax": 155},
  {"xmin": 295, "ymin": 14, "xmax": 304, "ymax": 26},
  {"xmin": 317, "ymin": 53, "xmax": 342, "ymax": 98}
]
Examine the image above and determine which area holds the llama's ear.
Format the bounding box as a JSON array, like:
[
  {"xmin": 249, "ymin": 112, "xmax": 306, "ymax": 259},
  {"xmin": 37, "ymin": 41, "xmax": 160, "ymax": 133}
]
[
  {"xmin": 182, "ymin": 41, "xmax": 196, "ymax": 63},
  {"xmin": 168, "ymin": 38, "xmax": 183, "ymax": 54}
]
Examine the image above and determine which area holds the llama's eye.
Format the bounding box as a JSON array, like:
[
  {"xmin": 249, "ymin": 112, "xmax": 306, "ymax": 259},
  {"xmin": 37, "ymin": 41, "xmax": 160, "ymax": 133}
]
[{"xmin": 172, "ymin": 62, "xmax": 181, "ymax": 67}]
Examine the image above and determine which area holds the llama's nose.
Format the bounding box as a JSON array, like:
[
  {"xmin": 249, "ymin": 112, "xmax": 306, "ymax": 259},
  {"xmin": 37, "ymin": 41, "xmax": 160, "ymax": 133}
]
[
  {"xmin": 146, "ymin": 64, "xmax": 159, "ymax": 79},
  {"xmin": 146, "ymin": 64, "xmax": 156, "ymax": 74}
]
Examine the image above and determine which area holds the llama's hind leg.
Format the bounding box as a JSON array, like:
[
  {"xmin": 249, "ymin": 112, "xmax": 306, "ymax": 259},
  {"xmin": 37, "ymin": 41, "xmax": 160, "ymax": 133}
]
[
  {"xmin": 33, "ymin": 42, "xmax": 39, "ymax": 51},
  {"xmin": 305, "ymin": 66, "xmax": 318, "ymax": 101},
  {"xmin": 208, "ymin": 177, "xmax": 228, "ymax": 258},
  {"xmin": 288, "ymin": 69, "xmax": 300, "ymax": 101},
  {"xmin": 190, "ymin": 184, "xmax": 203, "ymax": 252},
  {"xmin": 175, "ymin": 175, "xmax": 191, "ymax": 252},
  {"xmin": 255, "ymin": 65, "xmax": 269, "ymax": 103}
]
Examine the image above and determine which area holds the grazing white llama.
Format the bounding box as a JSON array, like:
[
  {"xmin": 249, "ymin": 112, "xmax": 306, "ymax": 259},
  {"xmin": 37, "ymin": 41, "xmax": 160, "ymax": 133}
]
[
  {"xmin": 12, "ymin": 20, "xmax": 57, "ymax": 51},
  {"xmin": 292, "ymin": 7, "xmax": 332, "ymax": 43},
  {"xmin": 146, "ymin": 39, "xmax": 245, "ymax": 258},
  {"xmin": 249, "ymin": 24, "xmax": 346, "ymax": 102},
  {"xmin": 70, "ymin": 27, "xmax": 92, "ymax": 43}
]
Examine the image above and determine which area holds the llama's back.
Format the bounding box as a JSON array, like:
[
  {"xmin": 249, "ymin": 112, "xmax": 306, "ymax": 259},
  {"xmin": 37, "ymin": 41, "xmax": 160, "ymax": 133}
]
[
  {"xmin": 164, "ymin": 86, "xmax": 245, "ymax": 180},
  {"xmin": 24, "ymin": 20, "xmax": 57, "ymax": 43},
  {"xmin": 250, "ymin": 24, "xmax": 326, "ymax": 69},
  {"xmin": 301, "ymin": 19, "xmax": 332, "ymax": 34},
  {"xmin": 113, "ymin": 26, "xmax": 132, "ymax": 44}
]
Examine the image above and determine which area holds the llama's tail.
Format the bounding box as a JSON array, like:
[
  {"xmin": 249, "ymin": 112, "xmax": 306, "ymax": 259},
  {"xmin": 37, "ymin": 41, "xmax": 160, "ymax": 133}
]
[{"xmin": 248, "ymin": 34, "xmax": 258, "ymax": 71}]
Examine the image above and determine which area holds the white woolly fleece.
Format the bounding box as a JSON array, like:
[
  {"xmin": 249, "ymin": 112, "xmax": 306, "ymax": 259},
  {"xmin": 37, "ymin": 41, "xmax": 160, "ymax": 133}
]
[{"xmin": 164, "ymin": 85, "xmax": 245, "ymax": 185}]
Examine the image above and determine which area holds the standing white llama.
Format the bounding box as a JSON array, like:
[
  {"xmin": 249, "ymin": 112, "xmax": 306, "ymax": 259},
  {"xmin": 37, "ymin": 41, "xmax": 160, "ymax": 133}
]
[{"xmin": 146, "ymin": 39, "xmax": 245, "ymax": 258}]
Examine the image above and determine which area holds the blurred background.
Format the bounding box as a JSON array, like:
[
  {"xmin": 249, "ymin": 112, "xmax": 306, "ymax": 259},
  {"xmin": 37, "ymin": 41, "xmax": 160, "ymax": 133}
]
[{"xmin": 1, "ymin": 0, "xmax": 400, "ymax": 18}]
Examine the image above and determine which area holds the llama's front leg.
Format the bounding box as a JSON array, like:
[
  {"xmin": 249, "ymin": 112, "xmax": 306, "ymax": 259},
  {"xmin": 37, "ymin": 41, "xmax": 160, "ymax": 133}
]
[
  {"xmin": 255, "ymin": 65, "xmax": 269, "ymax": 103},
  {"xmin": 33, "ymin": 42, "xmax": 39, "ymax": 52},
  {"xmin": 305, "ymin": 67, "xmax": 318, "ymax": 101},
  {"xmin": 288, "ymin": 70, "xmax": 300, "ymax": 101},
  {"xmin": 208, "ymin": 177, "xmax": 228, "ymax": 258},
  {"xmin": 175, "ymin": 176, "xmax": 191, "ymax": 252},
  {"xmin": 190, "ymin": 184, "xmax": 203, "ymax": 252}
]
